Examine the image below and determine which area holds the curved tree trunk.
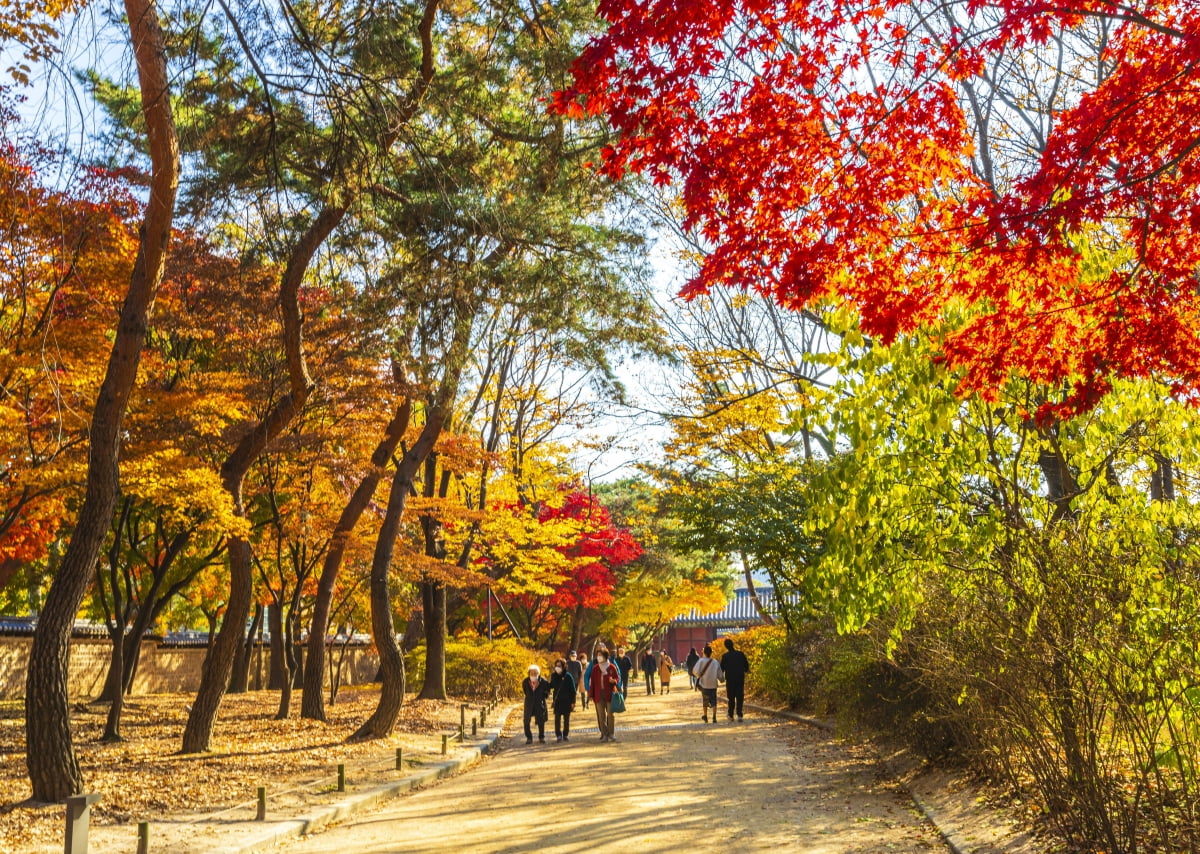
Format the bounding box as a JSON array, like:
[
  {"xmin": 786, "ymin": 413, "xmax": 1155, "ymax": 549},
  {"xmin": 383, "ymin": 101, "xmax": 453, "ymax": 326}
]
[
  {"xmin": 180, "ymin": 201, "xmax": 345, "ymax": 754},
  {"xmin": 301, "ymin": 399, "xmax": 411, "ymax": 720},
  {"xmin": 352, "ymin": 397, "xmax": 456, "ymax": 739},
  {"xmin": 24, "ymin": 0, "xmax": 178, "ymax": 801}
]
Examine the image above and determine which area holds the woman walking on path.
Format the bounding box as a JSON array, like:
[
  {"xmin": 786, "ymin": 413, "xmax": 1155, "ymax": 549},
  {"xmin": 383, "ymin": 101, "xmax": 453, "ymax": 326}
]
[
  {"xmin": 693, "ymin": 645, "xmax": 723, "ymax": 723},
  {"xmin": 585, "ymin": 649, "xmax": 622, "ymax": 742},
  {"xmin": 685, "ymin": 647, "xmax": 700, "ymax": 690},
  {"xmin": 640, "ymin": 650, "xmax": 657, "ymax": 695},
  {"xmin": 549, "ymin": 657, "xmax": 576, "ymax": 742},
  {"xmin": 658, "ymin": 651, "xmax": 674, "ymax": 694},
  {"xmin": 521, "ymin": 665, "xmax": 551, "ymax": 744}
]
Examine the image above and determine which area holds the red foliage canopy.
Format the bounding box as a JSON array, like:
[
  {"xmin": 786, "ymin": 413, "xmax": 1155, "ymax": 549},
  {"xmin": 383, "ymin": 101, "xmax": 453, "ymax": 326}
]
[
  {"xmin": 541, "ymin": 491, "xmax": 642, "ymax": 610},
  {"xmin": 557, "ymin": 0, "xmax": 1200, "ymax": 416}
]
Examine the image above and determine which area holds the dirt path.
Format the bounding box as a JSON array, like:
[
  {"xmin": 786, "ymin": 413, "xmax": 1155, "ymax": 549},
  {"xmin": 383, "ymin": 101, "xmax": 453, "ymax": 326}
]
[{"xmin": 275, "ymin": 683, "xmax": 951, "ymax": 853}]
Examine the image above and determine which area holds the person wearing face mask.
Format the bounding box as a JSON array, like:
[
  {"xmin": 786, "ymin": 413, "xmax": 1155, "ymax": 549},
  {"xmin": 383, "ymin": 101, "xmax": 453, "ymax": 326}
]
[
  {"xmin": 584, "ymin": 648, "xmax": 622, "ymax": 742},
  {"xmin": 549, "ymin": 657, "xmax": 576, "ymax": 742},
  {"xmin": 522, "ymin": 664, "xmax": 551, "ymax": 744}
]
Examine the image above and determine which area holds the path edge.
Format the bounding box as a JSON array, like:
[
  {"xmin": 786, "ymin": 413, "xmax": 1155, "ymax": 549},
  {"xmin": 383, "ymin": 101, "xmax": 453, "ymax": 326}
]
[
  {"xmin": 210, "ymin": 704, "xmax": 517, "ymax": 854},
  {"xmin": 743, "ymin": 700, "xmax": 987, "ymax": 854}
]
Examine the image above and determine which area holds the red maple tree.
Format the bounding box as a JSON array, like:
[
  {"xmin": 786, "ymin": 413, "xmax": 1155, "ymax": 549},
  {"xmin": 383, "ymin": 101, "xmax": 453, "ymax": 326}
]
[
  {"xmin": 556, "ymin": 0, "xmax": 1200, "ymax": 417},
  {"xmin": 541, "ymin": 490, "xmax": 643, "ymax": 613}
]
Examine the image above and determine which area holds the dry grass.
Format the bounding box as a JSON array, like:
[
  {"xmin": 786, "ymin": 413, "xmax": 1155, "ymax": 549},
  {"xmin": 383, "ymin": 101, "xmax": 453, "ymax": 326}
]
[{"xmin": 1, "ymin": 685, "xmax": 486, "ymax": 852}]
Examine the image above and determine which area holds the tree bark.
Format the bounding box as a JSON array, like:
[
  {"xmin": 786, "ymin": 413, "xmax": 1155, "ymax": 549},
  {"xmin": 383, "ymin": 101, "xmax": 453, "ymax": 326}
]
[
  {"xmin": 267, "ymin": 600, "xmax": 285, "ymax": 690},
  {"xmin": 24, "ymin": 0, "xmax": 178, "ymax": 801},
  {"xmin": 352, "ymin": 396, "xmax": 456, "ymax": 739},
  {"xmin": 229, "ymin": 602, "xmax": 262, "ymax": 694},
  {"xmin": 301, "ymin": 399, "xmax": 412, "ymax": 720},
  {"xmin": 181, "ymin": 202, "xmax": 342, "ymax": 754},
  {"xmin": 417, "ymin": 582, "xmax": 448, "ymax": 700}
]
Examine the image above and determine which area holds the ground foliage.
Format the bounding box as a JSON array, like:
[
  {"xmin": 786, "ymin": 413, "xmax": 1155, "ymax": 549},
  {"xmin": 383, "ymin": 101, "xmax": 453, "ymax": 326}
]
[{"xmin": 0, "ymin": 686, "xmax": 470, "ymax": 851}]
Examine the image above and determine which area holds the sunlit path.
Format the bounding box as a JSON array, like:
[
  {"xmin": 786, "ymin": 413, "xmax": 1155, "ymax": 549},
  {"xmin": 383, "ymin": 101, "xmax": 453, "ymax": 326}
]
[{"xmin": 275, "ymin": 685, "xmax": 949, "ymax": 854}]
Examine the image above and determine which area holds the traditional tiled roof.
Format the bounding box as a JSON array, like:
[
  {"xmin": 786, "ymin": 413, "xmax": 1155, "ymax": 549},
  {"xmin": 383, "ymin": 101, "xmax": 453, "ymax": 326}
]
[
  {"xmin": 670, "ymin": 587, "xmax": 796, "ymax": 629},
  {"xmin": 0, "ymin": 616, "xmax": 112, "ymax": 637}
]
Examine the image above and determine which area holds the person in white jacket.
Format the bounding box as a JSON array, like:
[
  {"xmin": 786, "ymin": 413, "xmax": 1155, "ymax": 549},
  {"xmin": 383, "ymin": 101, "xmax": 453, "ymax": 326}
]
[{"xmin": 692, "ymin": 643, "xmax": 723, "ymax": 723}]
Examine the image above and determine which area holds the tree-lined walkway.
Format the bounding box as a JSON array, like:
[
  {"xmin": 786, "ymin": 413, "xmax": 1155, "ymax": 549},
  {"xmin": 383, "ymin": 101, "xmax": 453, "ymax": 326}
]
[{"xmin": 278, "ymin": 685, "xmax": 950, "ymax": 853}]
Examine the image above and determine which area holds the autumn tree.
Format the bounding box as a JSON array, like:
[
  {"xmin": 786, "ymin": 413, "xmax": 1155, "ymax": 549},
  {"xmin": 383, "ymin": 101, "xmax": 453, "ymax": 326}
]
[
  {"xmin": 23, "ymin": 0, "xmax": 178, "ymax": 799},
  {"xmin": 558, "ymin": 0, "xmax": 1200, "ymax": 416}
]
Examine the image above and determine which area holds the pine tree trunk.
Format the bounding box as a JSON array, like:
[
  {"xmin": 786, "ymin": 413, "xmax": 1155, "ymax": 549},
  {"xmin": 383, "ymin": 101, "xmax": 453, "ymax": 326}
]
[
  {"xmin": 180, "ymin": 204, "xmax": 343, "ymax": 754},
  {"xmin": 23, "ymin": 0, "xmax": 177, "ymax": 801},
  {"xmin": 302, "ymin": 400, "xmax": 411, "ymax": 720}
]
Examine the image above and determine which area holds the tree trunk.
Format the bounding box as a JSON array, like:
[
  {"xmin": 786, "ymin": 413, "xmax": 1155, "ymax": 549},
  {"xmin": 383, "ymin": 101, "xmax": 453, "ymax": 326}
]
[
  {"xmin": 352, "ymin": 399, "xmax": 455, "ymax": 739},
  {"xmin": 417, "ymin": 582, "xmax": 448, "ymax": 700},
  {"xmin": 101, "ymin": 629, "xmax": 125, "ymax": 742},
  {"xmin": 181, "ymin": 203, "xmax": 344, "ymax": 754},
  {"xmin": 569, "ymin": 603, "xmax": 586, "ymax": 653},
  {"xmin": 302, "ymin": 399, "xmax": 411, "ymax": 720},
  {"xmin": 402, "ymin": 605, "xmax": 424, "ymax": 653},
  {"xmin": 24, "ymin": 0, "xmax": 177, "ymax": 801},
  {"xmin": 268, "ymin": 601, "xmax": 285, "ymax": 690},
  {"xmin": 229, "ymin": 603, "xmax": 261, "ymax": 694}
]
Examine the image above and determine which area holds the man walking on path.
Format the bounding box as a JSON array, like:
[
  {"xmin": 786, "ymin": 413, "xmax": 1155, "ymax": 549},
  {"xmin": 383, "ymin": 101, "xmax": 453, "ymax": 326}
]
[
  {"xmin": 615, "ymin": 646, "xmax": 634, "ymax": 694},
  {"xmin": 693, "ymin": 644, "xmax": 722, "ymax": 723},
  {"xmin": 640, "ymin": 649, "xmax": 657, "ymax": 695},
  {"xmin": 685, "ymin": 647, "xmax": 699, "ymax": 690},
  {"xmin": 720, "ymin": 638, "xmax": 750, "ymax": 720}
]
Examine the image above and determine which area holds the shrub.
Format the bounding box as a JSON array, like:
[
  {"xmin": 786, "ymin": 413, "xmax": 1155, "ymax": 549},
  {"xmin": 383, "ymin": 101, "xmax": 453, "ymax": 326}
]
[
  {"xmin": 406, "ymin": 637, "xmax": 551, "ymax": 699},
  {"xmin": 720, "ymin": 624, "xmax": 808, "ymax": 706}
]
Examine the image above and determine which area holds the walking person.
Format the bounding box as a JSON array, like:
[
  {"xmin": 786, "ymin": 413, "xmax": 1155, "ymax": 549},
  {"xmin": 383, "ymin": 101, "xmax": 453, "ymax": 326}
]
[
  {"xmin": 721, "ymin": 638, "xmax": 751, "ymax": 721},
  {"xmin": 549, "ymin": 657, "xmax": 576, "ymax": 741},
  {"xmin": 585, "ymin": 648, "xmax": 622, "ymax": 742},
  {"xmin": 615, "ymin": 646, "xmax": 634, "ymax": 694},
  {"xmin": 577, "ymin": 651, "xmax": 590, "ymax": 710},
  {"xmin": 658, "ymin": 650, "xmax": 674, "ymax": 694},
  {"xmin": 566, "ymin": 651, "xmax": 583, "ymax": 708},
  {"xmin": 521, "ymin": 664, "xmax": 551, "ymax": 744},
  {"xmin": 640, "ymin": 649, "xmax": 657, "ymax": 695},
  {"xmin": 685, "ymin": 647, "xmax": 700, "ymax": 690},
  {"xmin": 693, "ymin": 644, "xmax": 723, "ymax": 723}
]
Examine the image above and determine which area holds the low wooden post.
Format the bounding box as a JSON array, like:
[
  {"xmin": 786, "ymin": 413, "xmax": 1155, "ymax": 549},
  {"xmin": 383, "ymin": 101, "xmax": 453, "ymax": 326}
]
[
  {"xmin": 337, "ymin": 764, "xmax": 346, "ymax": 792},
  {"xmin": 64, "ymin": 792, "xmax": 101, "ymax": 854},
  {"xmin": 471, "ymin": 718, "xmax": 477, "ymax": 737},
  {"xmin": 137, "ymin": 821, "xmax": 149, "ymax": 854},
  {"xmin": 256, "ymin": 786, "xmax": 266, "ymax": 821},
  {"xmin": 480, "ymin": 706, "xmax": 487, "ymax": 727},
  {"xmin": 395, "ymin": 747, "xmax": 403, "ymax": 770},
  {"xmin": 441, "ymin": 734, "xmax": 448, "ymax": 755}
]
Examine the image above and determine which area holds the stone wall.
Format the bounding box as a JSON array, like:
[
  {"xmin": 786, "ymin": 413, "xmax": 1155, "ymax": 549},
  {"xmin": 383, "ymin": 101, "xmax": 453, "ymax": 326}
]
[{"xmin": 0, "ymin": 636, "xmax": 379, "ymax": 701}]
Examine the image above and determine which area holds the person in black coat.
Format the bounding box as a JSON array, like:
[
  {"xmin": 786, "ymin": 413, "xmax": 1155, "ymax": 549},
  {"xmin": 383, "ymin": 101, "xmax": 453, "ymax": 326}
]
[
  {"xmin": 685, "ymin": 647, "xmax": 700, "ymax": 690},
  {"xmin": 522, "ymin": 664, "xmax": 552, "ymax": 744},
  {"xmin": 721, "ymin": 638, "xmax": 751, "ymax": 720},
  {"xmin": 549, "ymin": 657, "xmax": 576, "ymax": 741},
  {"xmin": 615, "ymin": 646, "xmax": 634, "ymax": 693},
  {"xmin": 640, "ymin": 650, "xmax": 657, "ymax": 695}
]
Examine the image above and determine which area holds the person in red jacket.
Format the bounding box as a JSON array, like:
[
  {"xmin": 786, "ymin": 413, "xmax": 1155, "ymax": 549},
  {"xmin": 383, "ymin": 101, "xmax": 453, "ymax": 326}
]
[{"xmin": 585, "ymin": 648, "xmax": 622, "ymax": 742}]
